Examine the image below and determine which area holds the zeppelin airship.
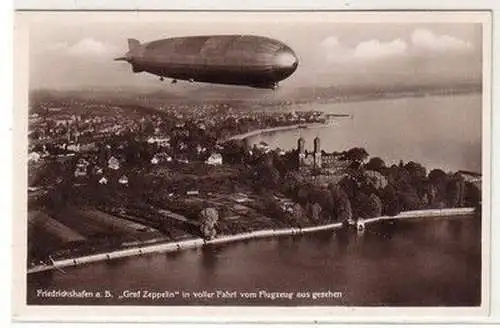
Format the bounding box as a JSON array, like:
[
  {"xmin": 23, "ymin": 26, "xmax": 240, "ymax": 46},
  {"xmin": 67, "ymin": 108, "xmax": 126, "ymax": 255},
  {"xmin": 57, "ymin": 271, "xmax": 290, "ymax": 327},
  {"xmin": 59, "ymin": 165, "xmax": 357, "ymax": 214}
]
[{"xmin": 114, "ymin": 35, "xmax": 299, "ymax": 89}]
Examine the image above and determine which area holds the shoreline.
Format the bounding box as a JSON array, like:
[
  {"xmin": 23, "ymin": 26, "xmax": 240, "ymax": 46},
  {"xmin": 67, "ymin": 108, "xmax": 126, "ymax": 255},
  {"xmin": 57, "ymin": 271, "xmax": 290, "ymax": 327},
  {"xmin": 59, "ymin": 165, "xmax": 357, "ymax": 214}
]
[
  {"xmin": 223, "ymin": 122, "xmax": 327, "ymax": 142},
  {"xmin": 27, "ymin": 207, "xmax": 476, "ymax": 275}
]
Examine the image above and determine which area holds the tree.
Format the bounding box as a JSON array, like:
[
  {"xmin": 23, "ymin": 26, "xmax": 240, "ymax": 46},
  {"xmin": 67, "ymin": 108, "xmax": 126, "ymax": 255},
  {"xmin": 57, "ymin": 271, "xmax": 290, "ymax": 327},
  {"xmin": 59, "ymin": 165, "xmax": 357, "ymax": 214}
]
[
  {"xmin": 221, "ymin": 139, "xmax": 247, "ymax": 164},
  {"xmin": 428, "ymin": 169, "xmax": 448, "ymax": 185},
  {"xmin": 296, "ymin": 184, "xmax": 312, "ymax": 206},
  {"xmin": 365, "ymin": 157, "xmax": 386, "ymax": 172},
  {"xmin": 464, "ymin": 181, "xmax": 481, "ymax": 208},
  {"xmin": 446, "ymin": 173, "xmax": 466, "ymax": 208},
  {"xmin": 398, "ymin": 184, "xmax": 422, "ymax": 211},
  {"xmin": 342, "ymin": 147, "xmax": 369, "ymax": 163},
  {"xmin": 404, "ymin": 161, "xmax": 428, "ymax": 198},
  {"xmin": 310, "ymin": 202, "xmax": 323, "ymax": 223},
  {"xmin": 354, "ymin": 192, "xmax": 383, "ymax": 219},
  {"xmin": 338, "ymin": 176, "xmax": 358, "ymax": 200},
  {"xmin": 404, "ymin": 161, "xmax": 427, "ymax": 180},
  {"xmin": 250, "ymin": 155, "xmax": 280, "ymax": 191},
  {"xmin": 428, "ymin": 169, "xmax": 450, "ymax": 207},
  {"xmin": 363, "ymin": 170, "xmax": 388, "ymax": 191},
  {"xmin": 291, "ymin": 203, "xmax": 307, "ymax": 226},
  {"xmin": 329, "ymin": 184, "xmax": 353, "ymax": 222},
  {"xmin": 199, "ymin": 207, "xmax": 219, "ymax": 240},
  {"xmin": 368, "ymin": 193, "xmax": 383, "ymax": 217},
  {"xmin": 380, "ymin": 184, "xmax": 401, "ymax": 216}
]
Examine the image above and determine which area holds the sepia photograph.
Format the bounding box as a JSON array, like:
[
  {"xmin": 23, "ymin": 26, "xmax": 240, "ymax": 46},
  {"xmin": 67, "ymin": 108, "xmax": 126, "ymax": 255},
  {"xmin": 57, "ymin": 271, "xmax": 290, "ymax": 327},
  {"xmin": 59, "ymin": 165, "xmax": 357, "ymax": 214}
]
[{"xmin": 13, "ymin": 10, "xmax": 491, "ymax": 319}]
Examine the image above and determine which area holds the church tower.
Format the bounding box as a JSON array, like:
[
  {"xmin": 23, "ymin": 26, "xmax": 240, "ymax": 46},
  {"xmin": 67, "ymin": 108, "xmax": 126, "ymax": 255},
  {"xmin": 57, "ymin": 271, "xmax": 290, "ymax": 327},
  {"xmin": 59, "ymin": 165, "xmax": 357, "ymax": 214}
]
[
  {"xmin": 297, "ymin": 137, "xmax": 306, "ymax": 167},
  {"xmin": 313, "ymin": 136, "xmax": 322, "ymax": 168}
]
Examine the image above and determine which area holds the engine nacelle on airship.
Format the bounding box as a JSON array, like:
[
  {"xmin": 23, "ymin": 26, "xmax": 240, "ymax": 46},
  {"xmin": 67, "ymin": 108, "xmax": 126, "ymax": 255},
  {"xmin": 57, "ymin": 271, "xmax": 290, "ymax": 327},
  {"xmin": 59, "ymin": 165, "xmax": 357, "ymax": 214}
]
[{"xmin": 114, "ymin": 35, "xmax": 299, "ymax": 89}]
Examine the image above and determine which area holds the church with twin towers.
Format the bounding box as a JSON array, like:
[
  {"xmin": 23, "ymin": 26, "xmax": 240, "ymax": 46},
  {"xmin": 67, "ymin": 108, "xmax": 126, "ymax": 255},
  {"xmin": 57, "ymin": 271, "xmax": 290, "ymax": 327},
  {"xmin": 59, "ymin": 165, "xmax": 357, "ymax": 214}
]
[
  {"xmin": 297, "ymin": 137, "xmax": 338, "ymax": 169},
  {"xmin": 297, "ymin": 136, "xmax": 349, "ymax": 173}
]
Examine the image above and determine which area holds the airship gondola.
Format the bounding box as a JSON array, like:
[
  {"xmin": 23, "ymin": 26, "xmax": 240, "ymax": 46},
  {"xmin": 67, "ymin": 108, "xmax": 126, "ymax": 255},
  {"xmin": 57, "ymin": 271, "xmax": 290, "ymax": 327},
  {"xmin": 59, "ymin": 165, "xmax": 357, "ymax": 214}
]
[{"xmin": 114, "ymin": 35, "xmax": 299, "ymax": 89}]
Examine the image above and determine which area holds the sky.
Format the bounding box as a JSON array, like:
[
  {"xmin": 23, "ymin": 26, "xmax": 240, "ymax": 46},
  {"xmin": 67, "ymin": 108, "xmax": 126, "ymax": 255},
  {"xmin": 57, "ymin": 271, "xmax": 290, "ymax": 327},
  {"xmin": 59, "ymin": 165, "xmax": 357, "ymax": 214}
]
[{"xmin": 23, "ymin": 12, "xmax": 484, "ymax": 91}]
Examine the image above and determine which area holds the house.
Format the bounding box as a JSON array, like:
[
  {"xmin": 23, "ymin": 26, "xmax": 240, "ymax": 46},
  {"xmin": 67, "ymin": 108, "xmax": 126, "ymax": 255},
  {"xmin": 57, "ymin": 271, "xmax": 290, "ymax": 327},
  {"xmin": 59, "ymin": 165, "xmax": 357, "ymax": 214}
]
[
  {"xmin": 186, "ymin": 190, "xmax": 199, "ymax": 196},
  {"xmin": 67, "ymin": 143, "xmax": 80, "ymax": 152},
  {"xmin": 151, "ymin": 152, "xmax": 172, "ymax": 164},
  {"xmin": 147, "ymin": 136, "xmax": 171, "ymax": 148},
  {"xmin": 98, "ymin": 176, "xmax": 108, "ymax": 185},
  {"xmin": 118, "ymin": 175, "xmax": 129, "ymax": 185},
  {"xmin": 94, "ymin": 166, "xmax": 103, "ymax": 175},
  {"xmin": 231, "ymin": 193, "xmax": 250, "ymax": 203},
  {"xmin": 205, "ymin": 153, "xmax": 223, "ymax": 166},
  {"xmin": 151, "ymin": 153, "xmax": 172, "ymax": 164},
  {"xmin": 255, "ymin": 141, "xmax": 271, "ymax": 153},
  {"xmin": 80, "ymin": 142, "xmax": 98, "ymax": 152},
  {"xmin": 108, "ymin": 156, "xmax": 120, "ymax": 170},
  {"xmin": 74, "ymin": 158, "xmax": 90, "ymax": 177},
  {"xmin": 151, "ymin": 156, "xmax": 160, "ymax": 165},
  {"xmin": 28, "ymin": 151, "xmax": 41, "ymax": 162}
]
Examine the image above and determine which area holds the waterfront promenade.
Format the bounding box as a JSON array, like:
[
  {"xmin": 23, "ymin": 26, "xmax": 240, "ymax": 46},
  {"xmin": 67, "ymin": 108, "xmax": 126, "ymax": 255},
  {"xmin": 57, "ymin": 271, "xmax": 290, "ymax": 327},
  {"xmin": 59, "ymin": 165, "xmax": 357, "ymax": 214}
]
[{"xmin": 27, "ymin": 207, "xmax": 476, "ymax": 275}]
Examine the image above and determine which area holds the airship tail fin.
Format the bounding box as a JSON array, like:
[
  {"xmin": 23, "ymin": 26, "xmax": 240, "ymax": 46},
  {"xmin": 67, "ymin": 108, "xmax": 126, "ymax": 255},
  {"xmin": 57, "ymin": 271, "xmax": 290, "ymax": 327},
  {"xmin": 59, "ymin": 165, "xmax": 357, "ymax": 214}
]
[{"xmin": 128, "ymin": 38, "xmax": 141, "ymax": 51}]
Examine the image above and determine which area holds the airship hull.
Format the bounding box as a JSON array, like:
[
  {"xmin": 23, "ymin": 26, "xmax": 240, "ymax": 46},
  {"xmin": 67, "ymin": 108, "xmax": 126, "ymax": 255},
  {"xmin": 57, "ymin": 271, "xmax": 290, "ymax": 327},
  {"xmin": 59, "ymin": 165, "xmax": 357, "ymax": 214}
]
[{"xmin": 117, "ymin": 35, "xmax": 299, "ymax": 89}]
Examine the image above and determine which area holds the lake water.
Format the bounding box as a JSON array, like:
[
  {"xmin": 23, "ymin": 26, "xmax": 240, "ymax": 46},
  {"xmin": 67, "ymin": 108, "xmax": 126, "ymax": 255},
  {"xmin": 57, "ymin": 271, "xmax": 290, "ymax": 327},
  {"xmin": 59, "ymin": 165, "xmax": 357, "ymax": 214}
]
[
  {"xmin": 27, "ymin": 216, "xmax": 481, "ymax": 306},
  {"xmin": 248, "ymin": 94, "xmax": 482, "ymax": 173}
]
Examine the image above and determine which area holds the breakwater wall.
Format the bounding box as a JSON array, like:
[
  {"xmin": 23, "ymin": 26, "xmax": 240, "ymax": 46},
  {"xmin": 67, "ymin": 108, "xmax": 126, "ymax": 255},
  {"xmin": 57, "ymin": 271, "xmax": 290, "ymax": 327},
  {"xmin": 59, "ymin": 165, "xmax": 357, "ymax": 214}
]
[{"xmin": 27, "ymin": 207, "xmax": 476, "ymax": 274}]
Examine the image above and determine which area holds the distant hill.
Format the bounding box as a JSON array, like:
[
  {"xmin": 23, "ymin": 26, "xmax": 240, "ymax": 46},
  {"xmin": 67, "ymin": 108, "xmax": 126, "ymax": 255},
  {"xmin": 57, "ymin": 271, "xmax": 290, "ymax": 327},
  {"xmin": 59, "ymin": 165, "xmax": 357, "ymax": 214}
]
[{"xmin": 30, "ymin": 80, "xmax": 482, "ymax": 111}]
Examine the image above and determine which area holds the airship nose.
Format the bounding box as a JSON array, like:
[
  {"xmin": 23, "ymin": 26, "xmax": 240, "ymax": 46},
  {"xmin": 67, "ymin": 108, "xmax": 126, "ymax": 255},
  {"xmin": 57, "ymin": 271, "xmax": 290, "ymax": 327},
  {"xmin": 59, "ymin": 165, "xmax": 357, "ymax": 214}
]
[
  {"xmin": 273, "ymin": 48, "xmax": 298, "ymax": 81},
  {"xmin": 275, "ymin": 51, "xmax": 298, "ymax": 68}
]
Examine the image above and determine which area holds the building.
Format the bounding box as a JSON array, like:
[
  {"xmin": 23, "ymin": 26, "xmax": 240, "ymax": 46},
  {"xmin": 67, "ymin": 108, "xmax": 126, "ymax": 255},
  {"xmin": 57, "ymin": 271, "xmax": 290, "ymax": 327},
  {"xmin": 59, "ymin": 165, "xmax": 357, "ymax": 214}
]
[
  {"xmin": 147, "ymin": 136, "xmax": 171, "ymax": 148},
  {"xmin": 118, "ymin": 175, "xmax": 129, "ymax": 185},
  {"xmin": 297, "ymin": 137, "xmax": 348, "ymax": 172},
  {"xmin": 66, "ymin": 143, "xmax": 80, "ymax": 152},
  {"xmin": 298, "ymin": 137, "xmax": 322, "ymax": 169},
  {"xmin": 28, "ymin": 151, "xmax": 41, "ymax": 162},
  {"xmin": 74, "ymin": 158, "xmax": 90, "ymax": 177},
  {"xmin": 151, "ymin": 156, "xmax": 160, "ymax": 165},
  {"xmin": 151, "ymin": 152, "xmax": 172, "ymax": 165},
  {"xmin": 108, "ymin": 156, "xmax": 120, "ymax": 170},
  {"xmin": 255, "ymin": 141, "xmax": 271, "ymax": 153},
  {"xmin": 205, "ymin": 153, "xmax": 223, "ymax": 165}
]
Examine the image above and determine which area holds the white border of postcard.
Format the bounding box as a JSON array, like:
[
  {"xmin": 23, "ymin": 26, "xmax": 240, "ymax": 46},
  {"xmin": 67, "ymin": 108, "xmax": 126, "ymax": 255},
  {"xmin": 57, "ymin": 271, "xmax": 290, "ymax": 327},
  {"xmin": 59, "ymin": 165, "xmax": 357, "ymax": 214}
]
[{"xmin": 10, "ymin": 9, "xmax": 494, "ymax": 325}]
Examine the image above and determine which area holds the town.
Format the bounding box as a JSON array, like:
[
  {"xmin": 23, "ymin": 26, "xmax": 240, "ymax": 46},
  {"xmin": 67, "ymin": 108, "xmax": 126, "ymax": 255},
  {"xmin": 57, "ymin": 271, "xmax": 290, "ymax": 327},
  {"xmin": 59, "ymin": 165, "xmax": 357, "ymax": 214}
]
[{"xmin": 27, "ymin": 90, "xmax": 482, "ymax": 270}]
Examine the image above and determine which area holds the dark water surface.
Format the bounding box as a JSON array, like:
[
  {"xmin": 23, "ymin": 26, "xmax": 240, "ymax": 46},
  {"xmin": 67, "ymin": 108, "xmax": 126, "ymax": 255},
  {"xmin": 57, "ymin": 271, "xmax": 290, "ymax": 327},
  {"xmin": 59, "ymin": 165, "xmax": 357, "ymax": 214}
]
[{"xmin": 27, "ymin": 216, "xmax": 481, "ymax": 306}]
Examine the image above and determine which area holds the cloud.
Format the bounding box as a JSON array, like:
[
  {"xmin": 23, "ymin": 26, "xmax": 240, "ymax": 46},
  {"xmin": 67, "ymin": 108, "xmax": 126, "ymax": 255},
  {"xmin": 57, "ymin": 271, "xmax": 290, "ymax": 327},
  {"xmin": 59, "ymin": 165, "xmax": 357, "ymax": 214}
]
[
  {"xmin": 321, "ymin": 36, "xmax": 341, "ymax": 49},
  {"xmin": 320, "ymin": 36, "xmax": 355, "ymax": 62},
  {"xmin": 353, "ymin": 39, "xmax": 407, "ymax": 59},
  {"xmin": 45, "ymin": 38, "xmax": 120, "ymax": 58},
  {"xmin": 66, "ymin": 38, "xmax": 119, "ymax": 57},
  {"xmin": 45, "ymin": 42, "xmax": 69, "ymax": 52},
  {"xmin": 411, "ymin": 28, "xmax": 473, "ymax": 52},
  {"xmin": 320, "ymin": 36, "xmax": 408, "ymax": 62}
]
